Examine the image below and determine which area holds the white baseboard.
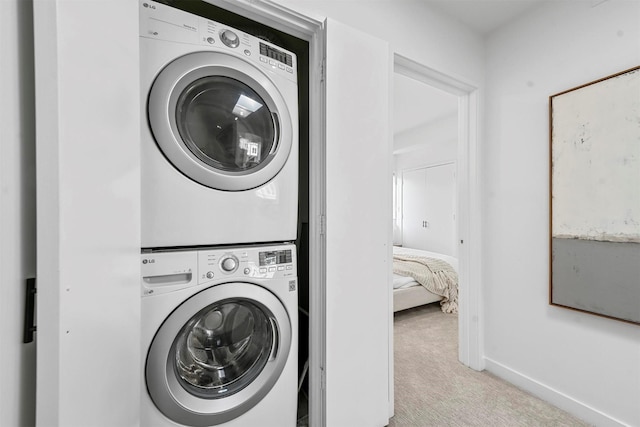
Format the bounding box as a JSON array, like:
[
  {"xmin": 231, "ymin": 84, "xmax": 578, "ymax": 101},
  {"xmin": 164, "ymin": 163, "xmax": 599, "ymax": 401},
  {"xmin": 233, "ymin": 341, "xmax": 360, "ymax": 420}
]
[{"xmin": 484, "ymin": 357, "xmax": 630, "ymax": 427}]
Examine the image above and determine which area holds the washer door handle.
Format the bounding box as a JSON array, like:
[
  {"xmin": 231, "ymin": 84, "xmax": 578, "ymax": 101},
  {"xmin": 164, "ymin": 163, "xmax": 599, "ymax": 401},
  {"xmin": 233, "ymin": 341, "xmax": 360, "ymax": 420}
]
[{"xmin": 268, "ymin": 317, "xmax": 279, "ymax": 361}]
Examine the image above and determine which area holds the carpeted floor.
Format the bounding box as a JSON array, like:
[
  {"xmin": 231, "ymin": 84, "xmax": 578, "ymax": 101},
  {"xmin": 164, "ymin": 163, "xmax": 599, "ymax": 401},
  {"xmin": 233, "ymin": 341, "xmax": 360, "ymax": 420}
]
[{"xmin": 389, "ymin": 304, "xmax": 592, "ymax": 427}]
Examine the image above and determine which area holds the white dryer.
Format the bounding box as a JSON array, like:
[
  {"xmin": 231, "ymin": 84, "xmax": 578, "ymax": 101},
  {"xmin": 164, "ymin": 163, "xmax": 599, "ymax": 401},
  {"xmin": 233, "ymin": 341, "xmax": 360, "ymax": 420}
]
[
  {"xmin": 141, "ymin": 243, "xmax": 298, "ymax": 427},
  {"xmin": 140, "ymin": 0, "xmax": 298, "ymax": 248}
]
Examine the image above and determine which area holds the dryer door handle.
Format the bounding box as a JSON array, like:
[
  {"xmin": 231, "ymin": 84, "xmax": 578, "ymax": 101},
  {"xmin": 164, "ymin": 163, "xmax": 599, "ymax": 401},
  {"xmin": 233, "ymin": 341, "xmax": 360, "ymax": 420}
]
[
  {"xmin": 269, "ymin": 112, "xmax": 280, "ymax": 155},
  {"xmin": 268, "ymin": 317, "xmax": 279, "ymax": 361}
]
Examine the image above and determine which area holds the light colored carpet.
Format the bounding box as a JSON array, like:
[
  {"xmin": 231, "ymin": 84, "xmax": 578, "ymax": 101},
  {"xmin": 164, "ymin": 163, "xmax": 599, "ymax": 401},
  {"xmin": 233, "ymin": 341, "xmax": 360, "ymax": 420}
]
[{"xmin": 389, "ymin": 304, "xmax": 592, "ymax": 427}]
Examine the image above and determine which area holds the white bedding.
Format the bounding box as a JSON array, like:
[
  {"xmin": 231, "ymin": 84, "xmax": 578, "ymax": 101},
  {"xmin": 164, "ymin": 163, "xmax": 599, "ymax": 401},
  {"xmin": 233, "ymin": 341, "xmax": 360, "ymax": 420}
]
[
  {"xmin": 392, "ymin": 246, "xmax": 459, "ymax": 313},
  {"xmin": 393, "ymin": 273, "xmax": 418, "ymax": 289},
  {"xmin": 393, "ymin": 246, "xmax": 459, "ymax": 272}
]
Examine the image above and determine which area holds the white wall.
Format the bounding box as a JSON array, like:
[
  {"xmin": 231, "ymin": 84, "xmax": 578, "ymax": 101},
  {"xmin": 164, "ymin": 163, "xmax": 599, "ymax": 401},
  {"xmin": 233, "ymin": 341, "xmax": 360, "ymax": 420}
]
[
  {"xmin": 394, "ymin": 113, "xmax": 458, "ymax": 172},
  {"xmin": 273, "ymin": 0, "xmax": 484, "ymax": 86},
  {"xmin": 483, "ymin": 1, "xmax": 640, "ymax": 426},
  {"xmin": 0, "ymin": 0, "xmax": 36, "ymax": 426}
]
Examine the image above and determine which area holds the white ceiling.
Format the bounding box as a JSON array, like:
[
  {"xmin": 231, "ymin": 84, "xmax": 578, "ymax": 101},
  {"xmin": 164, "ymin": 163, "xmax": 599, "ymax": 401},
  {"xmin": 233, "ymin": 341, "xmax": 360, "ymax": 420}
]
[
  {"xmin": 394, "ymin": 0, "xmax": 547, "ymax": 136},
  {"xmin": 394, "ymin": 73, "xmax": 457, "ymax": 135},
  {"xmin": 426, "ymin": 0, "xmax": 547, "ymax": 35}
]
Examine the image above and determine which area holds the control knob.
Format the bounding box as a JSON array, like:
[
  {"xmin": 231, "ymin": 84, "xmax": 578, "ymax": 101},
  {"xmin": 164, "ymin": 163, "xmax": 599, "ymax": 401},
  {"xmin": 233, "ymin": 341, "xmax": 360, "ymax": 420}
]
[
  {"xmin": 221, "ymin": 256, "xmax": 238, "ymax": 272},
  {"xmin": 220, "ymin": 30, "xmax": 240, "ymax": 48}
]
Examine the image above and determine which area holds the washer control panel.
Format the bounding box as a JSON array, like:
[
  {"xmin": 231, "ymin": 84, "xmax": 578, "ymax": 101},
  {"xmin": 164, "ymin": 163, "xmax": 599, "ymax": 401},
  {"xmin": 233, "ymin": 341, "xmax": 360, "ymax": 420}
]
[
  {"xmin": 139, "ymin": 0, "xmax": 297, "ymax": 81},
  {"xmin": 197, "ymin": 244, "xmax": 296, "ymax": 284}
]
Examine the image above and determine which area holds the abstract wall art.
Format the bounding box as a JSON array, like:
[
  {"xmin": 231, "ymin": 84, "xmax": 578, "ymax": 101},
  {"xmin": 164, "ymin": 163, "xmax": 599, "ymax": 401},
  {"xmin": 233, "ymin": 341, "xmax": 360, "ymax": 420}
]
[{"xmin": 549, "ymin": 66, "xmax": 640, "ymax": 325}]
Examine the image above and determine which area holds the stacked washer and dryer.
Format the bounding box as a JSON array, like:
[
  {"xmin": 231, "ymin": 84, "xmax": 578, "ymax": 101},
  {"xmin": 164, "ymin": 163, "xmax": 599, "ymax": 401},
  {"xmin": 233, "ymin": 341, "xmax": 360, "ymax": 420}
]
[{"xmin": 139, "ymin": 1, "xmax": 299, "ymax": 426}]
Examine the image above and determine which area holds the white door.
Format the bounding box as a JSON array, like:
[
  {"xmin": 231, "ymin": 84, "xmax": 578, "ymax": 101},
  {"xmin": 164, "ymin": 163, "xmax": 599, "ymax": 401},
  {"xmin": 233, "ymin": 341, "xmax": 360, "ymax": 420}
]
[
  {"xmin": 401, "ymin": 168, "xmax": 428, "ymax": 249},
  {"xmin": 425, "ymin": 163, "xmax": 456, "ymax": 255},
  {"xmin": 34, "ymin": 2, "xmax": 141, "ymax": 426},
  {"xmin": 324, "ymin": 18, "xmax": 391, "ymax": 427},
  {"xmin": 401, "ymin": 163, "xmax": 456, "ymax": 256}
]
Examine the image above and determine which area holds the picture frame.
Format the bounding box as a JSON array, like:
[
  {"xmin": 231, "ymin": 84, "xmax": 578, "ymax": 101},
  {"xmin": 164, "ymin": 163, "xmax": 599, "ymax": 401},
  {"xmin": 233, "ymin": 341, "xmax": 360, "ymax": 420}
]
[{"xmin": 549, "ymin": 66, "xmax": 640, "ymax": 325}]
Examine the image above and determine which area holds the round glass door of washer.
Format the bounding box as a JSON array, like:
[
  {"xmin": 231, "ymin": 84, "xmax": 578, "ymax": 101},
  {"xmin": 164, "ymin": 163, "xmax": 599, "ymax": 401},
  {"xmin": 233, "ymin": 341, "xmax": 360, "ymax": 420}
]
[
  {"xmin": 173, "ymin": 299, "xmax": 273, "ymax": 399},
  {"xmin": 148, "ymin": 51, "xmax": 293, "ymax": 191},
  {"xmin": 145, "ymin": 283, "xmax": 292, "ymax": 427}
]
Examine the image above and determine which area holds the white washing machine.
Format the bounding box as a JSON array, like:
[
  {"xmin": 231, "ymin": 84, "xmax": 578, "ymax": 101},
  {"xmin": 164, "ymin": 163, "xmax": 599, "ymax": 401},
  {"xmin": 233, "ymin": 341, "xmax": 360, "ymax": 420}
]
[
  {"xmin": 141, "ymin": 243, "xmax": 298, "ymax": 427},
  {"xmin": 140, "ymin": 0, "xmax": 299, "ymax": 248}
]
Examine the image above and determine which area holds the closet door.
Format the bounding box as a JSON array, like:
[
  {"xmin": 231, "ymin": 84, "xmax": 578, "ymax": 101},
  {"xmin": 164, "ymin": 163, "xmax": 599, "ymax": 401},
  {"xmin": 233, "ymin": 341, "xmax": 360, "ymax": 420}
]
[
  {"xmin": 34, "ymin": 2, "xmax": 141, "ymax": 425},
  {"xmin": 324, "ymin": 18, "xmax": 391, "ymax": 427},
  {"xmin": 401, "ymin": 168, "xmax": 428, "ymax": 249},
  {"xmin": 425, "ymin": 163, "xmax": 456, "ymax": 255},
  {"xmin": 402, "ymin": 163, "xmax": 456, "ymax": 255}
]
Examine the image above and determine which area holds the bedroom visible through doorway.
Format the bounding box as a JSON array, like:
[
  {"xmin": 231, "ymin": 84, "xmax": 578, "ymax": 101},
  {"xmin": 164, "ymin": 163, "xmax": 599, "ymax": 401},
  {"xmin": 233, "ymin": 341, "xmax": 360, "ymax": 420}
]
[{"xmin": 391, "ymin": 69, "xmax": 459, "ymax": 309}]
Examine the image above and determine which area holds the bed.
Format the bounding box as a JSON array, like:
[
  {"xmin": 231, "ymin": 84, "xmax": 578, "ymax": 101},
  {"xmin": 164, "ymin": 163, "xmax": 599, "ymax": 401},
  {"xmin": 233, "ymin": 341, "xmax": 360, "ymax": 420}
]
[{"xmin": 392, "ymin": 246, "xmax": 459, "ymax": 313}]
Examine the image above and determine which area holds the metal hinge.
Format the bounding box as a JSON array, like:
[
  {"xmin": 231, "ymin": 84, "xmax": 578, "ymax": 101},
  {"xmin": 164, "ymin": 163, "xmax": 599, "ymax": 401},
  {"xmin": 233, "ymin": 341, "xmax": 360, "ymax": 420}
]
[
  {"xmin": 320, "ymin": 367, "xmax": 326, "ymax": 390},
  {"xmin": 320, "ymin": 57, "xmax": 325, "ymax": 82},
  {"xmin": 319, "ymin": 214, "xmax": 326, "ymax": 236},
  {"xmin": 23, "ymin": 278, "xmax": 37, "ymax": 343}
]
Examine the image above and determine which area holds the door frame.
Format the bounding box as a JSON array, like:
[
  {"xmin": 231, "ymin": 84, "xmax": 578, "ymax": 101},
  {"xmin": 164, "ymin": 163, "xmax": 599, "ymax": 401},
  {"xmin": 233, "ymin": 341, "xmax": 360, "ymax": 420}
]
[{"xmin": 394, "ymin": 53, "xmax": 483, "ymax": 371}]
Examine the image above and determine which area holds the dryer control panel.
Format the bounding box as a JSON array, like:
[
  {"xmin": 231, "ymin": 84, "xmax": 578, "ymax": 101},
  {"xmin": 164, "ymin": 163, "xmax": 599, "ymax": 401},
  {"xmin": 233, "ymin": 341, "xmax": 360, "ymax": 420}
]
[
  {"xmin": 141, "ymin": 243, "xmax": 297, "ymax": 296},
  {"xmin": 139, "ymin": 0, "xmax": 297, "ymax": 82}
]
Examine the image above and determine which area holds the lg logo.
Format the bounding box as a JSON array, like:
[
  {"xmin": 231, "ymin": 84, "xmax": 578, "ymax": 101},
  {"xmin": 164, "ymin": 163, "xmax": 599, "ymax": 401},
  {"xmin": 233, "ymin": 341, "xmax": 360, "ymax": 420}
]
[
  {"xmin": 142, "ymin": 3, "xmax": 156, "ymax": 9},
  {"xmin": 142, "ymin": 258, "xmax": 156, "ymax": 265}
]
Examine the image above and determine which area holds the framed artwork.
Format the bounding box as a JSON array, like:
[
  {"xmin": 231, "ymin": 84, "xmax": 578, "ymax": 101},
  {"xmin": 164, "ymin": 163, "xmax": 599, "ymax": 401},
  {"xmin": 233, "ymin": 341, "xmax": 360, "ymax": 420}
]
[{"xmin": 549, "ymin": 66, "xmax": 640, "ymax": 325}]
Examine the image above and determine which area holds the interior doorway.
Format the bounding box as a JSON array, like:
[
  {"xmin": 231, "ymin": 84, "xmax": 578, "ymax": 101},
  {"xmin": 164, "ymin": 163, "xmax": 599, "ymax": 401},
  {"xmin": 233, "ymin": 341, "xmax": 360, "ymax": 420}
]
[
  {"xmin": 389, "ymin": 52, "xmax": 482, "ymax": 417},
  {"xmin": 391, "ymin": 62, "xmax": 460, "ymax": 383}
]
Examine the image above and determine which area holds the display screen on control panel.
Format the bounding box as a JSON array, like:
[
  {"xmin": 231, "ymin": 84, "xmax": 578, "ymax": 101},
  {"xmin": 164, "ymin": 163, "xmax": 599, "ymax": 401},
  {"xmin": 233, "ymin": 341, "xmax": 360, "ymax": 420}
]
[
  {"xmin": 259, "ymin": 42, "xmax": 293, "ymax": 67},
  {"xmin": 259, "ymin": 250, "xmax": 292, "ymax": 266}
]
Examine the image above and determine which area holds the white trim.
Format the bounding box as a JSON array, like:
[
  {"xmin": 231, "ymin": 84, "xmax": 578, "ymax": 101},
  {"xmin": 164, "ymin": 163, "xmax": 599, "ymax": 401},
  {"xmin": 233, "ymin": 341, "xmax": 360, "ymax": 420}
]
[
  {"xmin": 387, "ymin": 44, "xmax": 396, "ymax": 420},
  {"xmin": 308, "ymin": 24, "xmax": 327, "ymax": 427},
  {"xmin": 400, "ymin": 160, "xmax": 456, "ymax": 174},
  {"xmin": 393, "ymin": 53, "xmax": 484, "ymax": 371},
  {"xmin": 204, "ymin": 0, "xmax": 321, "ymax": 40},
  {"xmin": 394, "ymin": 55, "xmax": 476, "ymax": 96},
  {"xmin": 484, "ymin": 358, "xmax": 627, "ymax": 427}
]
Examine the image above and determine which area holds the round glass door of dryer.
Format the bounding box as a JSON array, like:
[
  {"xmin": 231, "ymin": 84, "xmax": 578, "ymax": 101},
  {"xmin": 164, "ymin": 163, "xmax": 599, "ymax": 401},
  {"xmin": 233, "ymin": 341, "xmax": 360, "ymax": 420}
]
[
  {"xmin": 148, "ymin": 51, "xmax": 293, "ymax": 191},
  {"xmin": 145, "ymin": 283, "xmax": 291, "ymax": 427},
  {"xmin": 176, "ymin": 76, "xmax": 276, "ymax": 174}
]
